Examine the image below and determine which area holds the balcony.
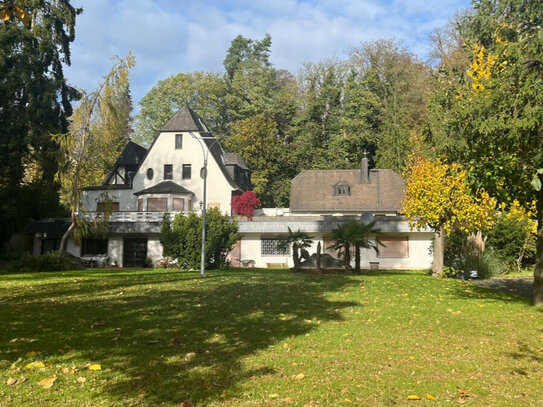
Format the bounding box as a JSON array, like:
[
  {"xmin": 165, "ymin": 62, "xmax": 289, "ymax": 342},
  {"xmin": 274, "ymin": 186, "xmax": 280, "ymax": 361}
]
[{"xmin": 78, "ymin": 211, "xmax": 190, "ymax": 223}]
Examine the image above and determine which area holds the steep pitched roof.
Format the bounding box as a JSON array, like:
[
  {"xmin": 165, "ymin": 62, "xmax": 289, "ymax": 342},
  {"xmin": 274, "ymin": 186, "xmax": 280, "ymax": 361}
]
[
  {"xmin": 134, "ymin": 181, "xmax": 194, "ymax": 196},
  {"xmin": 140, "ymin": 106, "xmax": 249, "ymax": 192},
  {"xmin": 102, "ymin": 141, "xmax": 147, "ymax": 185},
  {"xmin": 224, "ymin": 152, "xmax": 249, "ymax": 170},
  {"xmin": 115, "ymin": 141, "xmax": 148, "ymax": 165},
  {"xmin": 290, "ymin": 169, "xmax": 405, "ymax": 212},
  {"xmin": 160, "ymin": 106, "xmax": 208, "ymax": 132}
]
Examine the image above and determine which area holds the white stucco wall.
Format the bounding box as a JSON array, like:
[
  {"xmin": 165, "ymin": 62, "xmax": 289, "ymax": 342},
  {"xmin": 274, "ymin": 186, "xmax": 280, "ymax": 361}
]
[
  {"xmin": 132, "ymin": 131, "xmax": 234, "ymax": 214},
  {"xmin": 66, "ymin": 239, "xmax": 79, "ymax": 257},
  {"xmin": 239, "ymin": 233, "xmax": 293, "ymax": 267},
  {"xmin": 359, "ymin": 233, "xmax": 433, "ymax": 270},
  {"xmin": 147, "ymin": 237, "xmax": 163, "ymax": 262},
  {"xmin": 82, "ymin": 189, "xmax": 135, "ymax": 212},
  {"xmin": 108, "ymin": 236, "xmax": 123, "ymax": 267},
  {"xmin": 81, "ymin": 131, "xmax": 236, "ymax": 214},
  {"xmin": 238, "ymin": 232, "xmax": 433, "ymax": 270}
]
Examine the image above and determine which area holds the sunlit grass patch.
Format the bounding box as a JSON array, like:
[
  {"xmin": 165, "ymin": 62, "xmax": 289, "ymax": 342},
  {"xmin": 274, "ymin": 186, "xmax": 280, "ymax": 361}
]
[{"xmin": 1, "ymin": 268, "xmax": 542, "ymax": 406}]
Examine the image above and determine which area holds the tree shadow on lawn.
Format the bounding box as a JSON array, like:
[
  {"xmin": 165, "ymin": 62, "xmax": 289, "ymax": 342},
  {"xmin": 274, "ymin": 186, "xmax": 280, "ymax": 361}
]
[
  {"xmin": 449, "ymin": 280, "xmax": 533, "ymax": 306},
  {"xmin": 1, "ymin": 271, "xmax": 359, "ymax": 405}
]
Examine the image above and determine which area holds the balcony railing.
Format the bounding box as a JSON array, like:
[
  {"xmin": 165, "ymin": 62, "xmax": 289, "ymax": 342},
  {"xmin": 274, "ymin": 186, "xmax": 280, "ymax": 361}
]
[{"xmin": 78, "ymin": 211, "xmax": 190, "ymax": 222}]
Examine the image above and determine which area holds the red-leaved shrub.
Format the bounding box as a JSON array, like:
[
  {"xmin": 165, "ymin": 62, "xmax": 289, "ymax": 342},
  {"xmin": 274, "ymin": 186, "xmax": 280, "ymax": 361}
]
[{"xmin": 232, "ymin": 191, "xmax": 261, "ymax": 220}]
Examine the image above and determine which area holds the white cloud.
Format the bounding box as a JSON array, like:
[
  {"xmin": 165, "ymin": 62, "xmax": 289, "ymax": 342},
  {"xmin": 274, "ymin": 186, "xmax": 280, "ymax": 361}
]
[{"xmin": 65, "ymin": 0, "xmax": 471, "ymax": 104}]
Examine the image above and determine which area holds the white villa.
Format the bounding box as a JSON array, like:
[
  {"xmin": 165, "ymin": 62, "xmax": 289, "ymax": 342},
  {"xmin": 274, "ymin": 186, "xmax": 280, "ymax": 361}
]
[{"xmin": 27, "ymin": 107, "xmax": 433, "ymax": 269}]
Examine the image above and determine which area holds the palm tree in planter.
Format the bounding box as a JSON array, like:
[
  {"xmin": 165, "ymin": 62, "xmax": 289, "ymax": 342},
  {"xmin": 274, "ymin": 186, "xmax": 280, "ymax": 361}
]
[
  {"xmin": 329, "ymin": 221, "xmax": 382, "ymax": 273},
  {"xmin": 280, "ymin": 227, "xmax": 314, "ymax": 271}
]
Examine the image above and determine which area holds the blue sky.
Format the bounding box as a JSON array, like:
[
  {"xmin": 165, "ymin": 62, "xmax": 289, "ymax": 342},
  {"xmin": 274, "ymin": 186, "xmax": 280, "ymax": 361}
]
[{"xmin": 65, "ymin": 0, "xmax": 471, "ymax": 105}]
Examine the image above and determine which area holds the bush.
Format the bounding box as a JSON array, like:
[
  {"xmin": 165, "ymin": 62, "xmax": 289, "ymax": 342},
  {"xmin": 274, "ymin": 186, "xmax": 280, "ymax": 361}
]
[
  {"xmin": 161, "ymin": 209, "xmax": 238, "ymax": 270},
  {"xmin": 144, "ymin": 257, "xmax": 154, "ymax": 268},
  {"xmin": 10, "ymin": 252, "xmax": 83, "ymax": 272},
  {"xmin": 461, "ymin": 250, "xmax": 506, "ymax": 279},
  {"xmin": 486, "ymin": 214, "xmax": 535, "ymax": 272}
]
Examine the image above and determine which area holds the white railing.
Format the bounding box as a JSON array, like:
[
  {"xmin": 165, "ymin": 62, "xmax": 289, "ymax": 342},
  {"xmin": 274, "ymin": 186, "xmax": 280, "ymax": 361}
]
[{"xmin": 79, "ymin": 211, "xmax": 189, "ymax": 222}]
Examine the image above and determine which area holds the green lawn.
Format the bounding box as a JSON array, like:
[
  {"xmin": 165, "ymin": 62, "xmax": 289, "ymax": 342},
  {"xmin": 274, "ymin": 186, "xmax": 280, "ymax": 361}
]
[{"xmin": 1, "ymin": 268, "xmax": 542, "ymax": 406}]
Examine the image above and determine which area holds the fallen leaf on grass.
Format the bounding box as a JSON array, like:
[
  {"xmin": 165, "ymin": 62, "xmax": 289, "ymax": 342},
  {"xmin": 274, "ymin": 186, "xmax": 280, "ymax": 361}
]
[
  {"xmin": 38, "ymin": 376, "xmax": 56, "ymax": 389},
  {"xmin": 25, "ymin": 361, "xmax": 45, "ymax": 370},
  {"xmin": 88, "ymin": 364, "xmax": 101, "ymax": 371},
  {"xmin": 7, "ymin": 377, "xmax": 26, "ymax": 386},
  {"xmin": 268, "ymin": 394, "xmax": 280, "ymax": 399},
  {"xmin": 407, "ymin": 394, "xmax": 421, "ymax": 400},
  {"xmin": 426, "ymin": 394, "xmax": 435, "ymax": 400},
  {"xmin": 184, "ymin": 352, "xmax": 196, "ymax": 361},
  {"xmin": 77, "ymin": 376, "xmax": 86, "ymax": 383},
  {"xmin": 294, "ymin": 373, "xmax": 305, "ymax": 380}
]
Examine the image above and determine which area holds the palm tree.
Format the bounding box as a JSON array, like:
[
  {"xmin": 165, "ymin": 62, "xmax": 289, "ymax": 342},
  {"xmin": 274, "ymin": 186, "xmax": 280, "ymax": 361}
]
[
  {"xmin": 328, "ymin": 221, "xmax": 382, "ymax": 272},
  {"xmin": 328, "ymin": 223, "xmax": 355, "ymax": 270},
  {"xmin": 280, "ymin": 227, "xmax": 314, "ymax": 271}
]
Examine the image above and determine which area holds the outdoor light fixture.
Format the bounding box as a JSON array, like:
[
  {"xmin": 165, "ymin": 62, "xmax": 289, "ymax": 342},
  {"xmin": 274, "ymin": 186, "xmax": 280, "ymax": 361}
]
[{"xmin": 190, "ymin": 132, "xmax": 220, "ymax": 277}]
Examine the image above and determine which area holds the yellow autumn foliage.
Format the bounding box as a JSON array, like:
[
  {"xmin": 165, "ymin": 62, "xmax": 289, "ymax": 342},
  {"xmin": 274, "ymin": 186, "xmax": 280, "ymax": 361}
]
[
  {"xmin": 467, "ymin": 43, "xmax": 498, "ymax": 92},
  {"xmin": 402, "ymin": 153, "xmax": 496, "ymax": 235}
]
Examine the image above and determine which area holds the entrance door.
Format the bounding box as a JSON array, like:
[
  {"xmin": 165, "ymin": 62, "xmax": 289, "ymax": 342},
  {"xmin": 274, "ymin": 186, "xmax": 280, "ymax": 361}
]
[{"xmin": 123, "ymin": 238, "xmax": 148, "ymax": 267}]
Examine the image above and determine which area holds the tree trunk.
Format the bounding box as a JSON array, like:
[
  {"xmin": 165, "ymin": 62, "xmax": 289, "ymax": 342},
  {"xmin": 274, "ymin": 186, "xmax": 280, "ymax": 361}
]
[
  {"xmin": 344, "ymin": 246, "xmax": 352, "ymax": 270},
  {"xmin": 354, "ymin": 243, "xmax": 361, "ymax": 273},
  {"xmin": 58, "ymin": 210, "xmax": 76, "ymax": 256},
  {"xmin": 534, "ymin": 191, "xmax": 543, "ymax": 306},
  {"xmin": 293, "ymin": 246, "xmax": 299, "ymax": 271},
  {"xmin": 432, "ymin": 228, "xmax": 445, "ymax": 277},
  {"xmin": 316, "ymin": 241, "xmax": 322, "ymax": 274}
]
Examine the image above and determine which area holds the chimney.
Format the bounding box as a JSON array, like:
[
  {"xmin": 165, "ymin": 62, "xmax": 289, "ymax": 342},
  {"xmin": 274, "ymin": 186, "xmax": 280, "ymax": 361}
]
[{"xmin": 360, "ymin": 151, "xmax": 369, "ymax": 184}]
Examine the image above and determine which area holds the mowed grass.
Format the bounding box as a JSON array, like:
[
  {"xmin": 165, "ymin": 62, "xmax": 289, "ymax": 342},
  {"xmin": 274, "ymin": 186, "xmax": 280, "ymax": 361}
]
[{"xmin": 1, "ymin": 269, "xmax": 543, "ymax": 406}]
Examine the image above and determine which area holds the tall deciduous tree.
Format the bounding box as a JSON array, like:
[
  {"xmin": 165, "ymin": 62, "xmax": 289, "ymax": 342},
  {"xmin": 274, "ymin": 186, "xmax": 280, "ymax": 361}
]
[
  {"xmin": 0, "ymin": 0, "xmax": 80, "ymax": 247},
  {"xmin": 428, "ymin": 0, "xmax": 543, "ymax": 304},
  {"xmin": 225, "ymin": 114, "xmax": 293, "ymax": 206},
  {"xmin": 402, "ymin": 151, "xmax": 496, "ymax": 276},
  {"xmin": 347, "ymin": 40, "xmax": 431, "ymax": 172},
  {"xmin": 136, "ymin": 72, "xmax": 227, "ymax": 145},
  {"xmin": 55, "ymin": 54, "xmax": 135, "ymax": 253}
]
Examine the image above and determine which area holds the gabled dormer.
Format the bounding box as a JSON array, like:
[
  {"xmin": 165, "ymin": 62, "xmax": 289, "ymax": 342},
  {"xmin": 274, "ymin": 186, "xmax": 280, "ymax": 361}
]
[{"xmin": 102, "ymin": 141, "xmax": 147, "ymax": 187}]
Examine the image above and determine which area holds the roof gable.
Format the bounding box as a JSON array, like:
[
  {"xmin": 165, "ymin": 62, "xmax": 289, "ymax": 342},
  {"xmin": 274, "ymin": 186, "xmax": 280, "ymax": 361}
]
[
  {"xmin": 160, "ymin": 106, "xmax": 208, "ymax": 132},
  {"xmin": 102, "ymin": 141, "xmax": 147, "ymax": 185}
]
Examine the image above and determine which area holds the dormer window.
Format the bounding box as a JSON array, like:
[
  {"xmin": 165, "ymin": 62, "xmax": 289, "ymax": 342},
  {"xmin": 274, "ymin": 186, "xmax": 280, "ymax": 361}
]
[{"xmin": 335, "ymin": 181, "xmax": 351, "ymax": 196}]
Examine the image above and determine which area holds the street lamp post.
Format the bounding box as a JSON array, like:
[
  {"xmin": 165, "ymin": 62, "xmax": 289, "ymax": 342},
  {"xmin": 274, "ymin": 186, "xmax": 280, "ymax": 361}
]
[{"xmin": 190, "ymin": 132, "xmax": 219, "ymax": 276}]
